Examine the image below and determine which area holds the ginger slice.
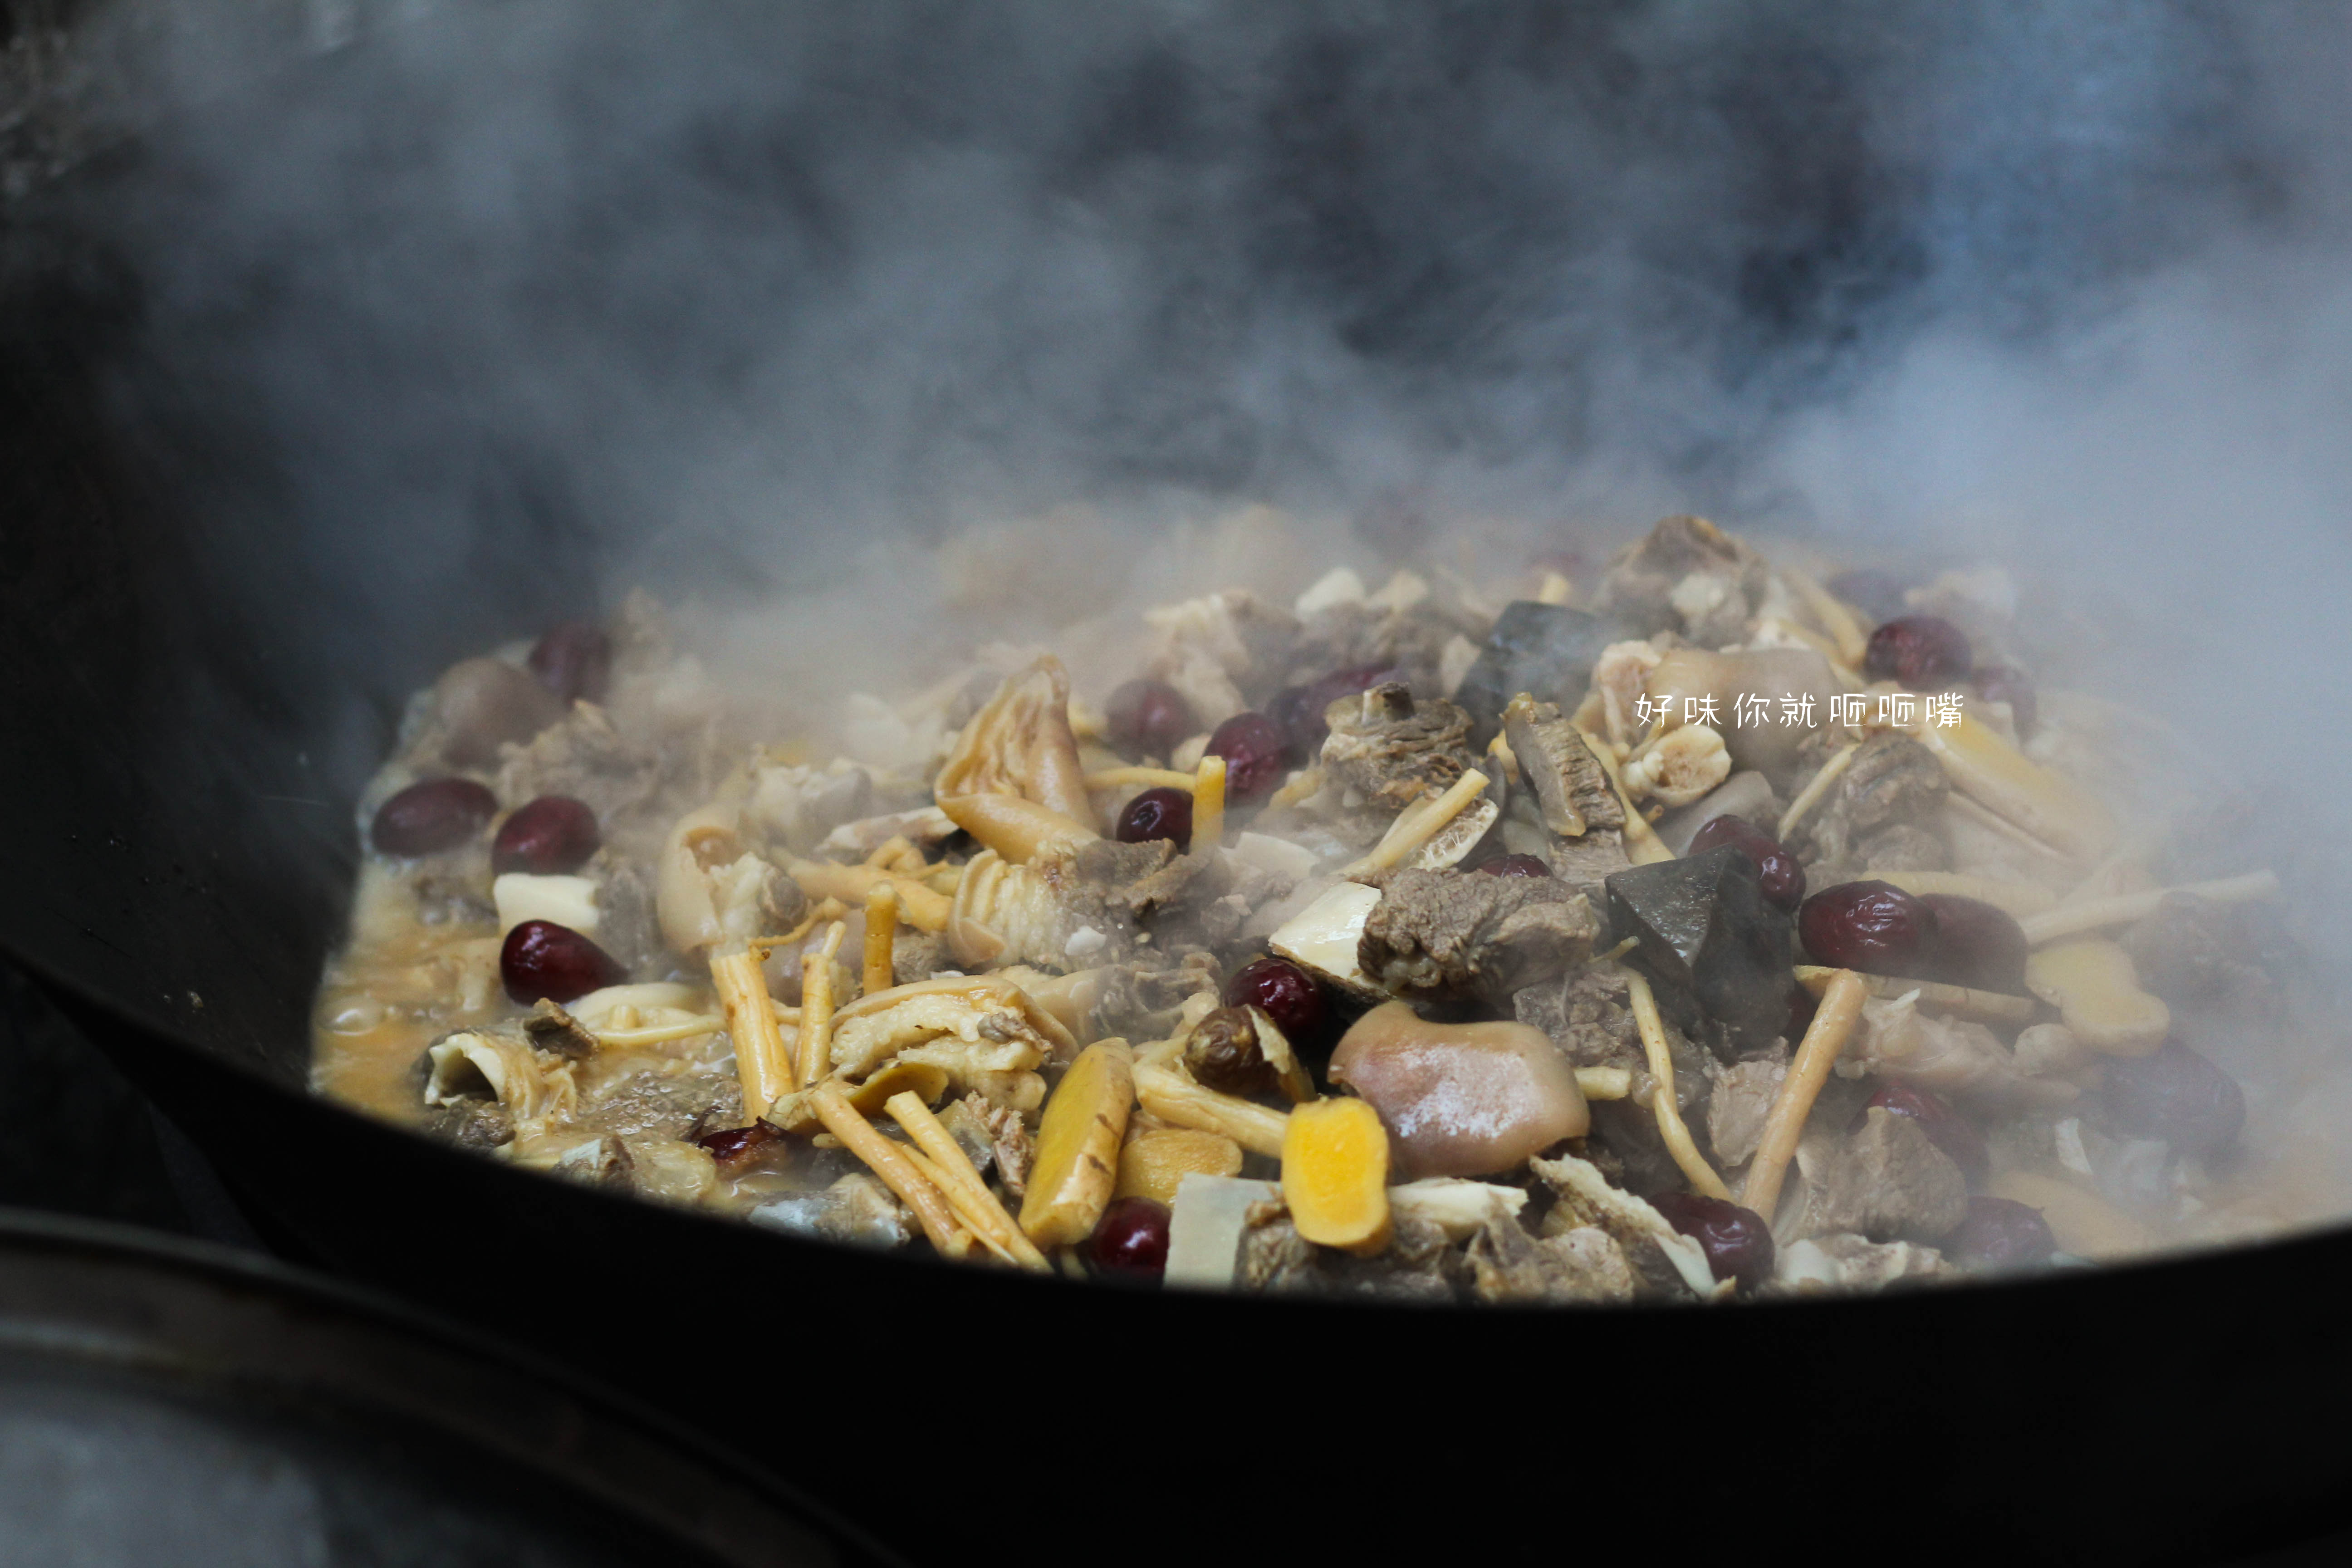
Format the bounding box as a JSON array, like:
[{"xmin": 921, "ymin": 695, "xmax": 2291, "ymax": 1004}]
[
  {"xmin": 2023, "ymin": 939, "xmax": 2169, "ymax": 1057},
  {"xmin": 1281, "ymin": 1097, "xmax": 1394, "ymax": 1256},
  {"xmin": 1622, "ymin": 971, "xmax": 1732, "ymax": 1201},
  {"xmin": 1116, "ymin": 1127, "xmax": 1245, "ymax": 1206},
  {"xmin": 1019, "ymin": 1039, "xmax": 1137, "ymax": 1248},
  {"xmin": 1740, "ymin": 967, "xmax": 1868, "ymax": 1224}
]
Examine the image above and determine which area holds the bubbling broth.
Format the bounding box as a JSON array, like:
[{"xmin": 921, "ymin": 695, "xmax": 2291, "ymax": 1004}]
[{"xmin": 312, "ymin": 510, "xmax": 2328, "ymax": 1300}]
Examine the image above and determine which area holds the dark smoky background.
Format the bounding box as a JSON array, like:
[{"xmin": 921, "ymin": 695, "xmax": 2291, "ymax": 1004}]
[{"xmin": 34, "ymin": 0, "xmax": 2348, "ymax": 589}]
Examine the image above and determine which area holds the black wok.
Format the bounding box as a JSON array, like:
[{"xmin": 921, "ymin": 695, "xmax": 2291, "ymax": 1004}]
[{"xmin": 5, "ymin": 7, "xmax": 2352, "ymax": 1565}]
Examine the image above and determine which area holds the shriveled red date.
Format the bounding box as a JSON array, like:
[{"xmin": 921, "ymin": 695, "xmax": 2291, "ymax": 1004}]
[
  {"xmin": 528, "ymin": 621, "xmax": 612, "ymax": 704},
  {"xmin": 371, "ymin": 778, "xmax": 498, "ymax": 857},
  {"xmin": 694, "ymin": 1119, "xmax": 789, "ymax": 1173},
  {"xmin": 492, "ymin": 795, "xmax": 601, "ymax": 875},
  {"xmin": 1945, "ymin": 1196, "xmax": 2058, "ymax": 1270},
  {"xmin": 1223, "ymin": 955, "xmax": 1328, "ymax": 1049},
  {"xmin": 1863, "ymin": 615, "xmax": 1974, "ymax": 687},
  {"xmin": 1915, "ymin": 893, "xmax": 2029, "ymax": 994},
  {"xmin": 1475, "ymin": 854, "xmax": 1553, "ymax": 879},
  {"xmin": 1799, "ymin": 880, "xmax": 1937, "ymax": 975},
  {"xmin": 1206, "ymin": 711, "xmax": 1290, "ymax": 804},
  {"xmin": 1686, "ymin": 814, "xmax": 1806, "ymax": 911},
  {"xmin": 1114, "ymin": 786, "xmax": 1192, "ymax": 851},
  {"xmin": 2100, "ymin": 1040, "xmax": 2244, "ymax": 1160},
  {"xmin": 1105, "ymin": 679, "xmax": 1195, "ymax": 760},
  {"xmin": 500, "ymin": 919, "xmax": 624, "ymax": 1005},
  {"xmin": 1648, "ymin": 1191, "xmax": 1775, "ymax": 1287},
  {"xmin": 1088, "ymin": 1196, "xmax": 1171, "ymax": 1280}
]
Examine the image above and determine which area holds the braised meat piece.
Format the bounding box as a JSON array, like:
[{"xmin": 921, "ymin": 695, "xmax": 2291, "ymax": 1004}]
[
  {"xmin": 1705, "ymin": 1049, "xmax": 1788, "ymax": 1169},
  {"xmin": 1801, "ymin": 733, "xmax": 1949, "ymax": 872},
  {"xmin": 1544, "ymin": 829, "xmax": 1633, "ymax": 911},
  {"xmin": 586, "ymin": 1069, "xmax": 743, "ymax": 1141},
  {"xmin": 1358, "ymin": 868, "xmax": 1599, "ymax": 1002},
  {"xmin": 523, "ymin": 999, "xmax": 600, "ymax": 1059},
  {"xmin": 1235, "ymin": 1207, "xmax": 1457, "ymax": 1303},
  {"xmin": 1501, "ymin": 695, "xmax": 1624, "ymax": 836},
  {"xmin": 1467, "ymin": 1212, "xmax": 1636, "ymax": 1305},
  {"xmin": 1790, "ymin": 1107, "xmax": 1968, "ymax": 1243},
  {"xmin": 1318, "ymin": 683, "xmax": 1479, "ymax": 812},
  {"xmin": 1513, "ymin": 965, "xmax": 1644, "ymax": 1073},
  {"xmin": 1593, "ymin": 515, "xmax": 1766, "ymax": 646}
]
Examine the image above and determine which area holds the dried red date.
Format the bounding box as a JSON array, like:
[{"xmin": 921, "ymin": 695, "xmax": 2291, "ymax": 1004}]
[
  {"xmin": 1475, "ymin": 854, "xmax": 1553, "ymax": 878},
  {"xmin": 1105, "ymin": 680, "xmax": 1196, "ymax": 760},
  {"xmin": 1946, "ymin": 1196, "xmax": 2058, "ymax": 1270},
  {"xmin": 1114, "ymin": 786, "xmax": 1193, "ymax": 851},
  {"xmin": 500, "ymin": 919, "xmax": 625, "ymax": 1005},
  {"xmin": 1223, "ymin": 956, "xmax": 1329, "ymax": 1049},
  {"xmin": 492, "ymin": 795, "xmax": 602, "ymax": 875},
  {"xmin": 1206, "ymin": 711, "xmax": 1290, "ymax": 804},
  {"xmin": 1799, "ymin": 880, "xmax": 1937, "ymax": 976},
  {"xmin": 1273, "ymin": 664, "xmax": 1400, "ymax": 757},
  {"xmin": 2100, "ymin": 1040, "xmax": 2244, "ymax": 1161},
  {"xmin": 371, "ymin": 778, "xmax": 498, "ymax": 857},
  {"xmin": 695, "ymin": 1119, "xmax": 789, "ymax": 1173},
  {"xmin": 528, "ymin": 622, "xmax": 612, "ymax": 704},
  {"xmin": 1089, "ymin": 1196, "xmax": 1171, "ymax": 1280},
  {"xmin": 1863, "ymin": 615, "xmax": 1974, "ymax": 687},
  {"xmin": 1686, "ymin": 814, "xmax": 1806, "ymax": 911},
  {"xmin": 1647, "ymin": 1191, "xmax": 1775, "ymax": 1287},
  {"xmin": 1915, "ymin": 893, "xmax": 2029, "ymax": 994},
  {"xmin": 1862, "ymin": 1082, "xmax": 1989, "ymax": 1187}
]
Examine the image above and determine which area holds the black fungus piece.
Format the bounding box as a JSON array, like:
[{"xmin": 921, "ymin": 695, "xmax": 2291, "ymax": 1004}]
[
  {"xmin": 1454, "ymin": 602, "xmax": 1621, "ymax": 746},
  {"xmin": 1604, "ymin": 847, "xmax": 1793, "ymax": 1053}
]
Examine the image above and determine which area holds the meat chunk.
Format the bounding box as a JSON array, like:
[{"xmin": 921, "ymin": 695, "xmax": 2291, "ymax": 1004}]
[
  {"xmin": 1529, "ymin": 1152, "xmax": 1710, "ymax": 1300},
  {"xmin": 1501, "ymin": 695, "xmax": 1624, "ymax": 835},
  {"xmin": 1801, "ymin": 733, "xmax": 1948, "ymax": 870},
  {"xmin": 1594, "ymin": 515, "xmax": 1766, "ymax": 645},
  {"xmin": 1235, "ymin": 1207, "xmax": 1457, "ymax": 1303},
  {"xmin": 1318, "ymin": 684, "xmax": 1479, "ymax": 812},
  {"xmin": 499, "ymin": 701, "xmax": 719, "ymax": 857},
  {"xmin": 1357, "ymin": 868, "xmax": 1599, "ymax": 1002},
  {"xmin": 1858, "ymin": 822, "xmax": 1949, "ymax": 874},
  {"xmin": 1705, "ymin": 1049, "xmax": 1787, "ymax": 1169},
  {"xmin": 1769, "ymin": 1232, "xmax": 1953, "ymax": 1295},
  {"xmin": 1513, "ymin": 965, "xmax": 1644, "ymax": 1073},
  {"xmin": 583, "ymin": 1068, "xmax": 742, "ymax": 1141},
  {"xmin": 523, "ymin": 999, "xmax": 599, "ymax": 1060},
  {"xmin": 1145, "ymin": 589, "xmax": 1302, "ymax": 723},
  {"xmin": 1543, "ymin": 828, "xmax": 1633, "ymax": 911},
  {"xmin": 1467, "ymin": 1212, "xmax": 1636, "ymax": 1305},
  {"xmin": 1852, "ymin": 992, "xmax": 2078, "ymax": 1112},
  {"xmin": 1789, "ymin": 1107, "xmax": 1968, "ymax": 1243},
  {"xmin": 749, "ymin": 1172, "xmax": 915, "ymax": 1250}
]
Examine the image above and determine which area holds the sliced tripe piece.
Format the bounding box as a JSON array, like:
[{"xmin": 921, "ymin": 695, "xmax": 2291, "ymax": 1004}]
[
  {"xmin": 1502, "ymin": 693, "xmax": 1625, "ymax": 838},
  {"xmin": 1164, "ymin": 1175, "xmax": 1282, "ymax": 1290},
  {"xmin": 1267, "ymin": 880, "xmax": 1386, "ymax": 1004}
]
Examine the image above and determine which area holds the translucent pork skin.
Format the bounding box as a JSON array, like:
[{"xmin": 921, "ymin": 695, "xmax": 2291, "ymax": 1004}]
[{"xmin": 1329, "ymin": 1002, "xmax": 1588, "ymax": 1179}]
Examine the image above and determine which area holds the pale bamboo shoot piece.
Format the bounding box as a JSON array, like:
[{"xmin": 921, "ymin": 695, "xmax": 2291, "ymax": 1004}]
[
  {"xmin": 1342, "ymin": 768, "xmax": 1491, "ymax": 877},
  {"xmin": 2018, "ymin": 869, "xmax": 2280, "ymax": 946},
  {"xmin": 794, "ymin": 921, "xmax": 848, "ymax": 1089},
  {"xmin": 886, "ymin": 1090, "xmax": 1051, "ymax": 1272},
  {"xmin": 1622, "ymin": 971, "xmax": 1731, "ymax": 1201},
  {"xmin": 1133, "ymin": 1063, "xmax": 1290, "ymax": 1157},
  {"xmin": 1192, "ymin": 755, "xmax": 1228, "ymax": 855},
  {"xmin": 1778, "ymin": 740, "xmax": 1860, "ymax": 843},
  {"xmin": 862, "ymin": 882, "xmax": 898, "ymax": 997},
  {"xmin": 808, "ymin": 1083, "xmax": 966, "ymax": 1256},
  {"xmin": 1741, "ymin": 968, "xmax": 1868, "ymax": 1223},
  {"xmin": 712, "ymin": 949, "xmax": 794, "ymax": 1122},
  {"xmin": 1083, "ymin": 766, "xmax": 1196, "ymax": 791}
]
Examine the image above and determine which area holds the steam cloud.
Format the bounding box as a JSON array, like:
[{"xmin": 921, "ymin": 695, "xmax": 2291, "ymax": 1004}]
[{"xmin": 34, "ymin": 0, "xmax": 2352, "ymax": 1190}]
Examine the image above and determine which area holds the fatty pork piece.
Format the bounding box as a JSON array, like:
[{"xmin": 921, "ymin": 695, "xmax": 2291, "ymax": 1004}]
[
  {"xmin": 1593, "ymin": 514, "xmax": 1767, "ymax": 647},
  {"xmin": 1318, "ymin": 683, "xmax": 1479, "ymax": 812},
  {"xmin": 1798, "ymin": 732, "xmax": 1950, "ymax": 876},
  {"xmin": 1358, "ymin": 868, "xmax": 1599, "ymax": 1003},
  {"xmin": 1786, "ymin": 1107, "xmax": 1968, "ymax": 1244},
  {"xmin": 1604, "ymin": 848, "xmax": 1793, "ymax": 1055},
  {"xmin": 1501, "ymin": 696, "xmax": 1623, "ymax": 837}
]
